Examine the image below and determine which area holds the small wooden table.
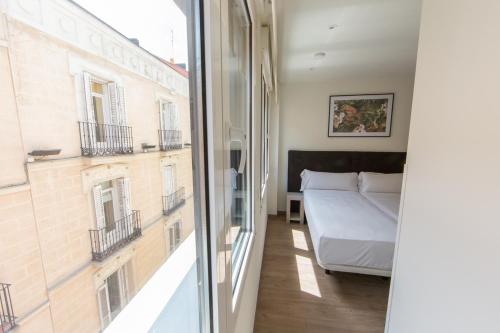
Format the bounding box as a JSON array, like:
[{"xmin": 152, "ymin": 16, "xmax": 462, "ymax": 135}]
[{"xmin": 286, "ymin": 192, "xmax": 304, "ymax": 224}]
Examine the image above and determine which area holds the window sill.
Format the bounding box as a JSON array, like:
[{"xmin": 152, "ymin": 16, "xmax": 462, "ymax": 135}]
[{"xmin": 231, "ymin": 230, "xmax": 255, "ymax": 313}]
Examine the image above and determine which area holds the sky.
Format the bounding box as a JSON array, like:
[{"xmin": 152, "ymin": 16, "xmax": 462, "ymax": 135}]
[{"xmin": 74, "ymin": 0, "xmax": 188, "ymax": 65}]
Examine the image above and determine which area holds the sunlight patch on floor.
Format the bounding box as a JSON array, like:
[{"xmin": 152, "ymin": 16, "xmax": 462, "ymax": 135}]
[
  {"xmin": 292, "ymin": 229, "xmax": 309, "ymax": 251},
  {"xmin": 295, "ymin": 254, "xmax": 322, "ymax": 298}
]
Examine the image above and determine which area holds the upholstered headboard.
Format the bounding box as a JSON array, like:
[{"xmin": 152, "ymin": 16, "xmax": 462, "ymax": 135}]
[{"xmin": 287, "ymin": 150, "xmax": 407, "ymax": 192}]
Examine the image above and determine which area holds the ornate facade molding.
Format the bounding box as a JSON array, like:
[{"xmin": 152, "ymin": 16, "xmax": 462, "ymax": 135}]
[{"xmin": 1, "ymin": 0, "xmax": 188, "ymax": 96}]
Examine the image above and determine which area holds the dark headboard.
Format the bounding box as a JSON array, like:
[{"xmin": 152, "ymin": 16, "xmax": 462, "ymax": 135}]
[{"xmin": 287, "ymin": 150, "xmax": 406, "ymax": 192}]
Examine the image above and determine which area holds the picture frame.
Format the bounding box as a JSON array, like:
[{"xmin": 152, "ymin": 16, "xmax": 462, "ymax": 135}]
[{"xmin": 328, "ymin": 93, "xmax": 394, "ymax": 137}]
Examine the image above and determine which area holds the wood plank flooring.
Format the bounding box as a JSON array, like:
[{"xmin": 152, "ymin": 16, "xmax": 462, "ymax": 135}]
[{"xmin": 254, "ymin": 215, "xmax": 390, "ymax": 333}]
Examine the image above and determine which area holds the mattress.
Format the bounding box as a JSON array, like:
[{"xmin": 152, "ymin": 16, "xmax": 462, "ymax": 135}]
[
  {"xmin": 361, "ymin": 192, "xmax": 401, "ymax": 221},
  {"xmin": 304, "ymin": 189, "xmax": 397, "ymax": 271}
]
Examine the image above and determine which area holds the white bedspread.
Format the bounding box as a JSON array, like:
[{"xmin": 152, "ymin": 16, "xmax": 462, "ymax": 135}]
[
  {"xmin": 361, "ymin": 192, "xmax": 401, "ymax": 221},
  {"xmin": 304, "ymin": 189, "xmax": 397, "ymax": 271}
]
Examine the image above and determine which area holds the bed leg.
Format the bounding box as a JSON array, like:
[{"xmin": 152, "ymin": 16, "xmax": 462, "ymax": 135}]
[{"xmin": 325, "ymin": 269, "xmax": 331, "ymax": 275}]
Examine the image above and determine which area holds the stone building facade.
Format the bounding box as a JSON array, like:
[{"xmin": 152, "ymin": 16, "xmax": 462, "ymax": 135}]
[{"xmin": 0, "ymin": 0, "xmax": 194, "ymax": 332}]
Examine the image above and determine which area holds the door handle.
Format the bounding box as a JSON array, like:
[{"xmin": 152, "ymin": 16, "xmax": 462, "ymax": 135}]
[{"xmin": 229, "ymin": 126, "xmax": 247, "ymax": 174}]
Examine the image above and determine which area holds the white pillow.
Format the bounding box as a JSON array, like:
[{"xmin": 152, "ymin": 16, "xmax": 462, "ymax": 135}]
[
  {"xmin": 300, "ymin": 170, "xmax": 358, "ymax": 191},
  {"xmin": 358, "ymin": 172, "xmax": 403, "ymax": 193}
]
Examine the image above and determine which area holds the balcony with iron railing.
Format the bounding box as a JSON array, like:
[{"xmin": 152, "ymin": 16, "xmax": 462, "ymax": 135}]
[
  {"xmin": 0, "ymin": 283, "xmax": 15, "ymax": 333},
  {"xmin": 158, "ymin": 130, "xmax": 183, "ymax": 151},
  {"xmin": 89, "ymin": 211, "xmax": 142, "ymax": 262},
  {"xmin": 163, "ymin": 187, "xmax": 186, "ymax": 216},
  {"xmin": 79, "ymin": 122, "xmax": 134, "ymax": 156}
]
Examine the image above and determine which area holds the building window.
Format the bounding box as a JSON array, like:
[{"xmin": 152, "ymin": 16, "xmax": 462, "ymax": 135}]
[
  {"xmin": 159, "ymin": 100, "xmax": 183, "ymax": 150},
  {"xmin": 160, "ymin": 100, "xmax": 180, "ymax": 131},
  {"xmin": 91, "ymin": 178, "xmax": 138, "ymax": 260},
  {"xmin": 83, "ymin": 73, "xmax": 127, "ymax": 126},
  {"xmin": 94, "ymin": 178, "xmax": 132, "ymax": 230},
  {"xmin": 167, "ymin": 221, "xmax": 182, "ymax": 254},
  {"xmin": 260, "ymin": 71, "xmax": 270, "ymax": 197},
  {"xmin": 79, "ymin": 73, "xmax": 132, "ymax": 156},
  {"xmin": 227, "ymin": 0, "xmax": 252, "ymax": 292},
  {"xmin": 163, "ymin": 165, "xmax": 176, "ymax": 196},
  {"xmin": 97, "ymin": 262, "xmax": 134, "ymax": 329}
]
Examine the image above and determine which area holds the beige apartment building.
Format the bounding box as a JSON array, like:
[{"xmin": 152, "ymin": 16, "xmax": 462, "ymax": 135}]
[{"xmin": 0, "ymin": 0, "xmax": 194, "ymax": 332}]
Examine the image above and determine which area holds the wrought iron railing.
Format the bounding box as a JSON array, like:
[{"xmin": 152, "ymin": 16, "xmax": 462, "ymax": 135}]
[
  {"xmin": 0, "ymin": 283, "xmax": 15, "ymax": 333},
  {"xmin": 163, "ymin": 187, "xmax": 186, "ymax": 215},
  {"xmin": 158, "ymin": 130, "xmax": 183, "ymax": 151},
  {"xmin": 78, "ymin": 122, "xmax": 133, "ymax": 156},
  {"xmin": 89, "ymin": 211, "xmax": 141, "ymax": 262}
]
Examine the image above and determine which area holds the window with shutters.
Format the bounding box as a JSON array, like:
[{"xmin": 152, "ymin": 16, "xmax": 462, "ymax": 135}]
[
  {"xmin": 167, "ymin": 220, "xmax": 182, "ymax": 254},
  {"xmin": 163, "ymin": 165, "xmax": 176, "ymax": 196},
  {"xmin": 97, "ymin": 261, "xmax": 133, "ymax": 330},
  {"xmin": 159, "ymin": 100, "xmax": 182, "ymax": 151},
  {"xmin": 160, "ymin": 100, "xmax": 180, "ymax": 131},
  {"xmin": 90, "ymin": 177, "xmax": 139, "ymax": 261},
  {"xmin": 83, "ymin": 74, "xmax": 126, "ymax": 126},
  {"xmin": 79, "ymin": 73, "xmax": 132, "ymax": 156}
]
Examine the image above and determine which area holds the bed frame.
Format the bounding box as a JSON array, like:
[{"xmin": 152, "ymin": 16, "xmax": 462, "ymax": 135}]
[{"xmin": 287, "ymin": 150, "xmax": 406, "ymax": 277}]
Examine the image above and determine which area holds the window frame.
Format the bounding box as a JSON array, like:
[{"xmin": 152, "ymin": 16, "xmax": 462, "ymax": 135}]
[
  {"xmin": 97, "ymin": 263, "xmax": 131, "ymax": 330},
  {"xmin": 225, "ymin": 0, "xmax": 254, "ymax": 304},
  {"xmin": 260, "ymin": 70, "xmax": 270, "ymax": 199},
  {"xmin": 167, "ymin": 220, "xmax": 183, "ymax": 254}
]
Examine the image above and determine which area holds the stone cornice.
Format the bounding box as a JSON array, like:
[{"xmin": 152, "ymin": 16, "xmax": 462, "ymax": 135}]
[{"xmin": 1, "ymin": 0, "xmax": 188, "ymax": 96}]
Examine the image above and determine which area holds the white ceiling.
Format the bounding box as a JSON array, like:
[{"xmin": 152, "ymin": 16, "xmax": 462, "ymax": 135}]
[{"xmin": 275, "ymin": 0, "xmax": 421, "ymax": 83}]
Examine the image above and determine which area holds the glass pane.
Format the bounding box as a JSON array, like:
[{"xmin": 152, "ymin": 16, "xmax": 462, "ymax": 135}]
[
  {"xmin": 0, "ymin": 0, "xmax": 211, "ymax": 332},
  {"xmin": 227, "ymin": 0, "xmax": 252, "ymax": 289},
  {"xmin": 106, "ymin": 271, "xmax": 122, "ymax": 320}
]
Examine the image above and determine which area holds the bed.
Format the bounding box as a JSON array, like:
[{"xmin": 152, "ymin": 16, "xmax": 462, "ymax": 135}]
[
  {"xmin": 304, "ymin": 189, "xmax": 400, "ymax": 276},
  {"xmin": 288, "ymin": 150, "xmax": 406, "ymax": 276}
]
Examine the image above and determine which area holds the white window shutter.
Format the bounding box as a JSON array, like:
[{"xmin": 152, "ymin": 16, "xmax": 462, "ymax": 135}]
[
  {"xmin": 164, "ymin": 166, "xmax": 175, "ymax": 195},
  {"xmin": 173, "ymin": 104, "xmax": 180, "ymax": 130},
  {"xmin": 108, "ymin": 82, "xmax": 119, "ymax": 125},
  {"xmin": 117, "ymin": 178, "xmax": 132, "ymax": 218},
  {"xmin": 117, "ymin": 86, "xmax": 126, "ymax": 125},
  {"xmin": 169, "ymin": 227, "xmax": 175, "ymax": 252},
  {"xmin": 168, "ymin": 102, "xmax": 175, "ymax": 130},
  {"xmin": 175, "ymin": 221, "xmax": 182, "ymax": 245},
  {"xmin": 93, "ymin": 185, "xmax": 105, "ymax": 229},
  {"xmin": 160, "ymin": 101, "xmax": 166, "ymax": 130},
  {"xmin": 97, "ymin": 284, "xmax": 111, "ymax": 329},
  {"xmin": 83, "ymin": 72, "xmax": 95, "ymax": 122}
]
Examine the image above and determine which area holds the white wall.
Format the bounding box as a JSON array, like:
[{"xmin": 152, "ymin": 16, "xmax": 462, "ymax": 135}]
[
  {"xmin": 386, "ymin": 1, "xmax": 500, "ymax": 332},
  {"xmin": 277, "ymin": 76, "xmax": 414, "ymax": 210}
]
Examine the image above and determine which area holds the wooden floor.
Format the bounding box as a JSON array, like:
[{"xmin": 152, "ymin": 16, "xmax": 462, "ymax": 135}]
[{"xmin": 254, "ymin": 215, "xmax": 390, "ymax": 333}]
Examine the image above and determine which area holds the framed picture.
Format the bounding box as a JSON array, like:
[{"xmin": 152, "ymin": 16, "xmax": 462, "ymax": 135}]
[{"xmin": 328, "ymin": 93, "xmax": 394, "ymax": 137}]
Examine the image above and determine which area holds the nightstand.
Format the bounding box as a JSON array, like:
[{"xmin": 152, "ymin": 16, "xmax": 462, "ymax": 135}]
[{"xmin": 286, "ymin": 192, "xmax": 304, "ymax": 224}]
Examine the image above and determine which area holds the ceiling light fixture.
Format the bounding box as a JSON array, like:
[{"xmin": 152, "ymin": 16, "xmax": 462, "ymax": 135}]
[
  {"xmin": 314, "ymin": 52, "xmax": 326, "ymax": 59},
  {"xmin": 329, "ymin": 24, "xmax": 339, "ymax": 30}
]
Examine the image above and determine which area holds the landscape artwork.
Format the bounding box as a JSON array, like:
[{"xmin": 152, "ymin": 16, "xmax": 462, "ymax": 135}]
[{"xmin": 328, "ymin": 93, "xmax": 394, "ymax": 137}]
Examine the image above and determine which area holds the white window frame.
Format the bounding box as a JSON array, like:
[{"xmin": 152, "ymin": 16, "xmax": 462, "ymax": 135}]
[
  {"xmin": 82, "ymin": 72, "xmax": 126, "ymax": 126},
  {"xmin": 97, "ymin": 263, "xmax": 131, "ymax": 330},
  {"xmin": 166, "ymin": 220, "xmax": 183, "ymax": 254},
  {"xmin": 163, "ymin": 164, "xmax": 177, "ymax": 196},
  {"xmin": 260, "ymin": 71, "xmax": 270, "ymax": 199},
  {"xmin": 93, "ymin": 178, "xmax": 132, "ymax": 250},
  {"xmin": 160, "ymin": 99, "xmax": 180, "ymax": 131}
]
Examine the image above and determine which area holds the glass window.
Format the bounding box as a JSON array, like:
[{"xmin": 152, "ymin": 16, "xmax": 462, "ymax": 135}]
[
  {"xmin": 168, "ymin": 221, "xmax": 183, "ymax": 253},
  {"xmin": 0, "ymin": 0, "xmax": 211, "ymax": 332},
  {"xmin": 97, "ymin": 263, "xmax": 130, "ymax": 330},
  {"xmin": 226, "ymin": 0, "xmax": 252, "ymax": 291}
]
